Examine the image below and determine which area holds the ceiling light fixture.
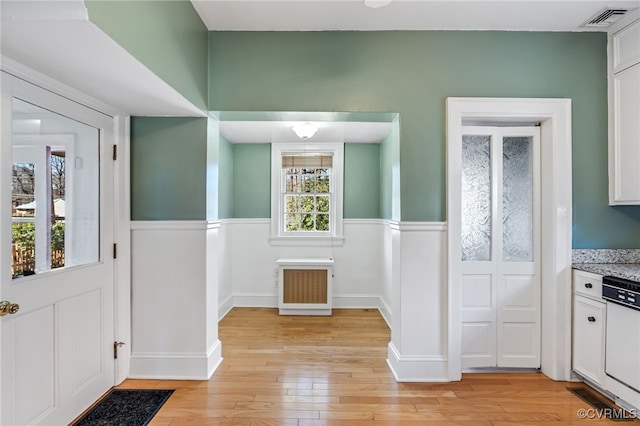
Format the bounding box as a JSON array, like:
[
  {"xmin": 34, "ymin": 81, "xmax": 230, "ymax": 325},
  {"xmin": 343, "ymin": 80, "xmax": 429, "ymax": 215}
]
[
  {"xmin": 292, "ymin": 123, "xmax": 318, "ymax": 140},
  {"xmin": 364, "ymin": 0, "xmax": 392, "ymax": 9}
]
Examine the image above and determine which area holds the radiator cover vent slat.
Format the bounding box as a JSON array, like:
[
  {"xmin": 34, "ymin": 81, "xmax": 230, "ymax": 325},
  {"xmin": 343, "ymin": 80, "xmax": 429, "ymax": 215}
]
[{"xmin": 283, "ymin": 269, "xmax": 328, "ymax": 304}]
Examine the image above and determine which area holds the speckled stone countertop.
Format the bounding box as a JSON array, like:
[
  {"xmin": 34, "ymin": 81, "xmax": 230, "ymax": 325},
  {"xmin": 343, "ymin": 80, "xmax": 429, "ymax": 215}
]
[{"xmin": 572, "ymin": 249, "xmax": 640, "ymax": 282}]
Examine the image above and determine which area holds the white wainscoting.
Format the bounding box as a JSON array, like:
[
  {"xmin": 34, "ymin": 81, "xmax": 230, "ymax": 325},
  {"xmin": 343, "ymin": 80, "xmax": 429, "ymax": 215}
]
[
  {"xmin": 129, "ymin": 219, "xmax": 450, "ymax": 382},
  {"xmin": 219, "ymin": 219, "xmax": 388, "ymax": 315},
  {"xmin": 386, "ymin": 221, "xmax": 449, "ymax": 382},
  {"xmin": 129, "ymin": 221, "xmax": 222, "ymax": 380}
]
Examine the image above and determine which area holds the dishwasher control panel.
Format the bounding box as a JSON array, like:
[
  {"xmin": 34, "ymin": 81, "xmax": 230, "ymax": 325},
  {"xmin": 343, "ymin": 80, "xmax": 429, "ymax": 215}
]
[{"xmin": 603, "ymin": 276, "xmax": 640, "ymax": 310}]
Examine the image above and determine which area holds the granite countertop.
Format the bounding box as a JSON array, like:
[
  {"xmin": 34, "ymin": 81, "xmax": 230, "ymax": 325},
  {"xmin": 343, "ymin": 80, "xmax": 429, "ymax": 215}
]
[
  {"xmin": 572, "ymin": 263, "xmax": 640, "ymax": 282},
  {"xmin": 572, "ymin": 249, "xmax": 640, "ymax": 282}
]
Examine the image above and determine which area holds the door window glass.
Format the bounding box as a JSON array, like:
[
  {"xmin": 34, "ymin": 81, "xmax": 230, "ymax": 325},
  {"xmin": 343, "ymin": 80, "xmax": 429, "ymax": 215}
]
[{"xmin": 11, "ymin": 98, "xmax": 100, "ymax": 278}]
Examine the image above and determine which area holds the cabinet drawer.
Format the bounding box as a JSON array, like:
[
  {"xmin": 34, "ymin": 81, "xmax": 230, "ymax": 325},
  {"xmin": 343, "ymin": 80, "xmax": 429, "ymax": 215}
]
[
  {"xmin": 612, "ymin": 19, "xmax": 640, "ymax": 73},
  {"xmin": 573, "ymin": 269, "xmax": 603, "ymax": 299}
]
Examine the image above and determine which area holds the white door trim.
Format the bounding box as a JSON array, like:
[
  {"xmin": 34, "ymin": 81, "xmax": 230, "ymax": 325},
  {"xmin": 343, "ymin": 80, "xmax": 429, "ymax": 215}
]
[{"xmin": 447, "ymin": 97, "xmax": 573, "ymax": 381}]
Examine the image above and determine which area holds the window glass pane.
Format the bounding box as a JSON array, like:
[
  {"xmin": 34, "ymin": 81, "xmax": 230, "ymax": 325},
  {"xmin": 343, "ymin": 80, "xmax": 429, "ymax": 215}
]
[
  {"xmin": 301, "ymin": 213, "xmax": 315, "ymax": 231},
  {"xmin": 503, "ymin": 136, "xmax": 533, "ymax": 262},
  {"xmin": 317, "ymin": 196, "xmax": 329, "ymax": 213},
  {"xmin": 285, "ymin": 213, "xmax": 300, "ymax": 231},
  {"xmin": 12, "ymin": 163, "xmax": 36, "ymax": 277},
  {"xmin": 285, "ymin": 174, "xmax": 300, "ymax": 192},
  {"xmin": 285, "ymin": 195, "xmax": 298, "ymax": 213},
  {"xmin": 11, "ymin": 98, "xmax": 100, "ymax": 279},
  {"xmin": 300, "ymin": 195, "xmax": 314, "ymax": 212},
  {"xmin": 317, "ymin": 175, "xmax": 330, "ymax": 193},
  {"xmin": 461, "ymin": 135, "xmax": 492, "ymax": 261},
  {"xmin": 301, "ymin": 174, "xmax": 315, "ymax": 192},
  {"xmin": 316, "ymin": 214, "xmax": 329, "ymax": 231}
]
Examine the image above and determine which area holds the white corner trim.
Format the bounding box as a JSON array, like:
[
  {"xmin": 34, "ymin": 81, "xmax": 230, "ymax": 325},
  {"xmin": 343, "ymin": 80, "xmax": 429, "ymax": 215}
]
[
  {"xmin": 207, "ymin": 220, "xmax": 221, "ymax": 230},
  {"xmin": 130, "ymin": 220, "xmax": 209, "ymax": 231}
]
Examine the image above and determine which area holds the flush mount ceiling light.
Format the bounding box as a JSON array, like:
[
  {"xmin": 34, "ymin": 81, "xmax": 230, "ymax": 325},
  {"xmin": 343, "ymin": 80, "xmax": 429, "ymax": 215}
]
[
  {"xmin": 292, "ymin": 123, "xmax": 318, "ymax": 140},
  {"xmin": 364, "ymin": 0, "xmax": 392, "ymax": 8}
]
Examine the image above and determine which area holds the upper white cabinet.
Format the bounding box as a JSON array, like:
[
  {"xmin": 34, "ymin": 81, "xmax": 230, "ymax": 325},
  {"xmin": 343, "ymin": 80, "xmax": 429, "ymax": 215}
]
[{"xmin": 609, "ymin": 17, "xmax": 640, "ymax": 205}]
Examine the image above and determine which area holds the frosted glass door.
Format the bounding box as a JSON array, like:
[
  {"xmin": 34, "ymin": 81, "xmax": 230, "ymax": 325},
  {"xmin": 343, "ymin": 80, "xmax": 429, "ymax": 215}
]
[{"xmin": 461, "ymin": 126, "xmax": 540, "ymax": 369}]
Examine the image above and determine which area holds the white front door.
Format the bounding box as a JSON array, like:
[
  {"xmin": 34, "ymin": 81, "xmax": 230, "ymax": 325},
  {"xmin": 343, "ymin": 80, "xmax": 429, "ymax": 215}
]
[
  {"xmin": 1, "ymin": 73, "xmax": 115, "ymax": 425},
  {"xmin": 460, "ymin": 126, "xmax": 541, "ymax": 369}
]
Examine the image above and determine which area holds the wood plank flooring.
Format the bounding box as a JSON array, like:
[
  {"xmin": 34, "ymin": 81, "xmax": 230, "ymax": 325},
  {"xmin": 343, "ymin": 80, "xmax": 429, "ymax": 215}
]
[{"xmin": 117, "ymin": 307, "xmax": 638, "ymax": 425}]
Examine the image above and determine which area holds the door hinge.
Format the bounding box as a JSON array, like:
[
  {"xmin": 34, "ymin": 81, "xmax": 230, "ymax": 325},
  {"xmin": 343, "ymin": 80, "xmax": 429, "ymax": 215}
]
[
  {"xmin": 113, "ymin": 144, "xmax": 117, "ymax": 161},
  {"xmin": 113, "ymin": 243, "xmax": 117, "ymax": 259},
  {"xmin": 114, "ymin": 341, "xmax": 125, "ymax": 359}
]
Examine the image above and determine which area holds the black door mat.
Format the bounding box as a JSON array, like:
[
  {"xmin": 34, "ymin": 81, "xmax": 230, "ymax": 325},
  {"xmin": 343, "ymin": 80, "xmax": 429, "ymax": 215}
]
[
  {"xmin": 72, "ymin": 389, "xmax": 174, "ymax": 426},
  {"xmin": 567, "ymin": 387, "xmax": 635, "ymax": 422}
]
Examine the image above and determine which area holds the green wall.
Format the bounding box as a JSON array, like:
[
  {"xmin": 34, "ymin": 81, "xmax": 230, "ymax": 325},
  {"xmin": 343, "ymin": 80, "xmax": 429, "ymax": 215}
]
[
  {"xmin": 131, "ymin": 117, "xmax": 207, "ymax": 220},
  {"xmin": 344, "ymin": 144, "xmax": 381, "ymax": 219},
  {"xmin": 218, "ymin": 134, "xmax": 233, "ymax": 219},
  {"xmin": 208, "ymin": 30, "xmax": 640, "ymax": 248},
  {"xmin": 86, "ymin": 0, "xmax": 208, "ymax": 111},
  {"xmin": 232, "ymin": 144, "xmax": 271, "ymax": 218}
]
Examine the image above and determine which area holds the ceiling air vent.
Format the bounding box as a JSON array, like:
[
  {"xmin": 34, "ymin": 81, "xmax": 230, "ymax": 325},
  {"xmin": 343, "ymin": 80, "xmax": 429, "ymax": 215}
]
[{"xmin": 583, "ymin": 8, "xmax": 628, "ymax": 27}]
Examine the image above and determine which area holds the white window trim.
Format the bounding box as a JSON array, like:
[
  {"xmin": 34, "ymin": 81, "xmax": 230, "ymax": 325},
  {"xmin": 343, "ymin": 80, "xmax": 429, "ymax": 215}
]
[{"xmin": 270, "ymin": 142, "xmax": 344, "ymax": 246}]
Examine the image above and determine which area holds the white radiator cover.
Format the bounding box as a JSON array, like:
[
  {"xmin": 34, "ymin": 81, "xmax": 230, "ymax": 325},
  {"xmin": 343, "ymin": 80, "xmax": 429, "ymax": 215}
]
[{"xmin": 277, "ymin": 258, "xmax": 334, "ymax": 315}]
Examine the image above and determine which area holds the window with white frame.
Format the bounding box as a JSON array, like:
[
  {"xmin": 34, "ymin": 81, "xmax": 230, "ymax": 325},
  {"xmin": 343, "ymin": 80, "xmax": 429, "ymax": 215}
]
[{"xmin": 271, "ymin": 143, "xmax": 344, "ymax": 243}]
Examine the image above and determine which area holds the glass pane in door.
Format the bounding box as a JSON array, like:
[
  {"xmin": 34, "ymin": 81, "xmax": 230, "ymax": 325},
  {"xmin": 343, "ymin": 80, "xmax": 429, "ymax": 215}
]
[
  {"xmin": 502, "ymin": 136, "xmax": 533, "ymax": 262},
  {"xmin": 461, "ymin": 135, "xmax": 492, "ymax": 261},
  {"xmin": 11, "ymin": 98, "xmax": 100, "ymax": 278}
]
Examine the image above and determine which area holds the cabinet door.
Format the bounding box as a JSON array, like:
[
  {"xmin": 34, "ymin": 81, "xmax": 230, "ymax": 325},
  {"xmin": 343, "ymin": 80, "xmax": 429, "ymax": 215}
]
[
  {"xmin": 573, "ymin": 295, "xmax": 606, "ymax": 386},
  {"xmin": 612, "ymin": 19, "xmax": 640, "ymax": 73},
  {"xmin": 610, "ymin": 64, "xmax": 640, "ymax": 204}
]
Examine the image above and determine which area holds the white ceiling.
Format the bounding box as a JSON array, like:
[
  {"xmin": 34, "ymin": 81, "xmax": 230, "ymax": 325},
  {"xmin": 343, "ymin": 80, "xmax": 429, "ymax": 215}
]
[{"xmin": 191, "ymin": 0, "xmax": 639, "ymax": 32}]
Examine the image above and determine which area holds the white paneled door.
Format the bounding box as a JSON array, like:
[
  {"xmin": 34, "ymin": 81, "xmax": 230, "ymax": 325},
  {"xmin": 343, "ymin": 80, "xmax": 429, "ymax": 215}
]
[
  {"xmin": 1, "ymin": 73, "xmax": 115, "ymax": 425},
  {"xmin": 460, "ymin": 126, "xmax": 541, "ymax": 369}
]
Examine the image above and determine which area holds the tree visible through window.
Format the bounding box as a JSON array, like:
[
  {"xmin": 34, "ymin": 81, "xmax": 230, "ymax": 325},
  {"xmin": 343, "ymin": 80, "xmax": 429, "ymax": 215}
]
[{"xmin": 283, "ymin": 155, "xmax": 332, "ymax": 232}]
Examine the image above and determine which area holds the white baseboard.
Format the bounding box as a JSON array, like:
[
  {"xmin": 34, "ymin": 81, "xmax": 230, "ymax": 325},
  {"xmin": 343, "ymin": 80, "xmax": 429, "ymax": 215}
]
[
  {"xmin": 129, "ymin": 343, "xmax": 223, "ymax": 380},
  {"xmin": 223, "ymin": 294, "xmax": 387, "ymax": 315},
  {"xmin": 387, "ymin": 342, "xmax": 449, "ymax": 382},
  {"xmin": 231, "ymin": 293, "xmax": 279, "ymax": 308},
  {"xmin": 378, "ymin": 297, "xmax": 392, "ymax": 329},
  {"xmin": 218, "ymin": 294, "xmax": 234, "ymax": 320}
]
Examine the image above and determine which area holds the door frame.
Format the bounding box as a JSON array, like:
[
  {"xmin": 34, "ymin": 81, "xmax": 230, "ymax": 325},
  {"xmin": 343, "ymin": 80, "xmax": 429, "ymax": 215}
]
[
  {"xmin": 1, "ymin": 59, "xmax": 131, "ymax": 384},
  {"xmin": 446, "ymin": 97, "xmax": 573, "ymax": 381}
]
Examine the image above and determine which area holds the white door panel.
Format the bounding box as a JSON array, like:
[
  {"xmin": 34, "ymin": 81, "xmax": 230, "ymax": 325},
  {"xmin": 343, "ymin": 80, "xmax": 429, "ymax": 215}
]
[
  {"xmin": 461, "ymin": 126, "xmax": 540, "ymax": 369},
  {"xmin": 1, "ymin": 73, "xmax": 115, "ymax": 425}
]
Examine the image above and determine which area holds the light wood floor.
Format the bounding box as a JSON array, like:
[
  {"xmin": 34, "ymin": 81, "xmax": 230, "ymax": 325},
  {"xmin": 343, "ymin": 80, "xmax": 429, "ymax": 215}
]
[{"xmin": 117, "ymin": 307, "xmax": 638, "ymax": 425}]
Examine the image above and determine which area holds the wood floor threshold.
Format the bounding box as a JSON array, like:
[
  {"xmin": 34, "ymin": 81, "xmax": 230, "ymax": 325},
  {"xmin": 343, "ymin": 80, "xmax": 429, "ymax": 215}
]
[{"xmin": 114, "ymin": 308, "xmax": 638, "ymax": 425}]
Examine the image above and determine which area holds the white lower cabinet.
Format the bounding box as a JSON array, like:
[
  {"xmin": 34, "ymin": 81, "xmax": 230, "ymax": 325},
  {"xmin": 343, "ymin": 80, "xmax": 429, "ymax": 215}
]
[
  {"xmin": 573, "ymin": 294, "xmax": 607, "ymax": 386},
  {"xmin": 573, "ymin": 269, "xmax": 606, "ymax": 387}
]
